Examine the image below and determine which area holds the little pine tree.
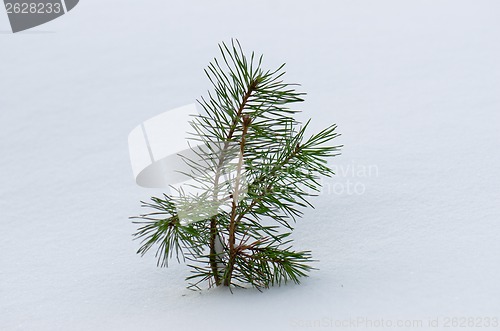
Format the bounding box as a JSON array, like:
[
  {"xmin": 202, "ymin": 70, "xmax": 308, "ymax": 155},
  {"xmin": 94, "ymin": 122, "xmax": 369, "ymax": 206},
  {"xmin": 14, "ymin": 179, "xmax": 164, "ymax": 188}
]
[{"xmin": 132, "ymin": 40, "xmax": 341, "ymax": 290}]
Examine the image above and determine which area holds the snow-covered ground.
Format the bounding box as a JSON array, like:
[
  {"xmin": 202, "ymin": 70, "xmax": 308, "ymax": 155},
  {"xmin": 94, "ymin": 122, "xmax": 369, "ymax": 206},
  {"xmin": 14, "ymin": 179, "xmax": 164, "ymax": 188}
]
[{"xmin": 1, "ymin": 1, "xmax": 499, "ymax": 330}]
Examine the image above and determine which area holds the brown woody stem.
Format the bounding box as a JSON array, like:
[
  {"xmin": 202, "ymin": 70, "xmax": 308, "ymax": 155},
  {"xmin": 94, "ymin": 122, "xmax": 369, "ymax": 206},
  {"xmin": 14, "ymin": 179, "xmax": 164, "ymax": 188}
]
[
  {"xmin": 210, "ymin": 79, "xmax": 258, "ymax": 287},
  {"xmin": 223, "ymin": 115, "xmax": 251, "ymax": 286}
]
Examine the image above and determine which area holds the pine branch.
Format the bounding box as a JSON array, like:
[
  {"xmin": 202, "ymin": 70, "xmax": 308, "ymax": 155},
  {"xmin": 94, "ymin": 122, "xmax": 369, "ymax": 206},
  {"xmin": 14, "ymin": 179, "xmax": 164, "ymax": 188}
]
[
  {"xmin": 131, "ymin": 40, "xmax": 341, "ymax": 289},
  {"xmin": 207, "ymin": 71, "xmax": 260, "ymax": 286},
  {"xmin": 131, "ymin": 195, "xmax": 207, "ymax": 267},
  {"xmin": 224, "ymin": 114, "xmax": 252, "ymax": 286}
]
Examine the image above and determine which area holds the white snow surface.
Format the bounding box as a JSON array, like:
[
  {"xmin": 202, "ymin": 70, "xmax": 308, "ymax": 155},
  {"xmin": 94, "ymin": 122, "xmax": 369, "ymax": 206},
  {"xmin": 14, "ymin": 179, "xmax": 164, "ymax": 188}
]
[{"xmin": 1, "ymin": 1, "xmax": 500, "ymax": 330}]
